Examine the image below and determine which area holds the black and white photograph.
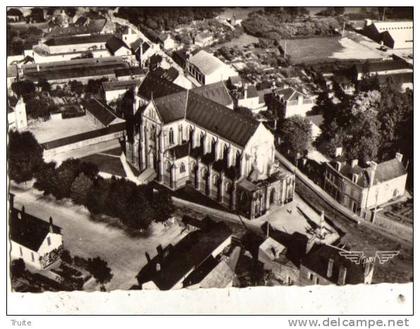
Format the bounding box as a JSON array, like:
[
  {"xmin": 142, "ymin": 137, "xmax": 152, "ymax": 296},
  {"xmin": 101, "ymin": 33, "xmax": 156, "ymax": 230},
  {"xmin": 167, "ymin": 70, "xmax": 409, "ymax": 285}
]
[{"xmin": 4, "ymin": 2, "xmax": 416, "ymax": 320}]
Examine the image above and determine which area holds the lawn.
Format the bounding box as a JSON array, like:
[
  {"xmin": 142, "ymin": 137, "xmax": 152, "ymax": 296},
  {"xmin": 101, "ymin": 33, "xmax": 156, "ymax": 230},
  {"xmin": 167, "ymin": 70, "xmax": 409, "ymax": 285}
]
[{"xmin": 281, "ymin": 33, "xmax": 386, "ymax": 64}]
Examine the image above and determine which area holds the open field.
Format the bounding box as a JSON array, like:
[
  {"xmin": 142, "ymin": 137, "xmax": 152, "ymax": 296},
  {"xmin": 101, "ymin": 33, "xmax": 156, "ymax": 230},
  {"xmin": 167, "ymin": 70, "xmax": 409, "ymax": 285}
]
[
  {"xmin": 29, "ymin": 115, "xmax": 100, "ymax": 144},
  {"xmin": 282, "ymin": 32, "xmax": 387, "ymax": 64}
]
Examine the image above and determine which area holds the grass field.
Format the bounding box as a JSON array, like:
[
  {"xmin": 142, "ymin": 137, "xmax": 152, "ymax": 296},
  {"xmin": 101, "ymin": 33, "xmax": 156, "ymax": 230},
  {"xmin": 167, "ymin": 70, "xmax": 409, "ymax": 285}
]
[{"xmin": 282, "ymin": 33, "xmax": 386, "ymax": 64}]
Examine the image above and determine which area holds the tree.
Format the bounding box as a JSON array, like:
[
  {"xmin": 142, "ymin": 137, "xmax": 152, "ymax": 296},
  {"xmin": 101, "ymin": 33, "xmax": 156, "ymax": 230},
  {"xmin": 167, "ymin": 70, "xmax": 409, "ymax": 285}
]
[
  {"xmin": 60, "ymin": 249, "xmax": 73, "ymax": 264},
  {"xmin": 123, "ymin": 188, "xmax": 154, "ymax": 230},
  {"xmin": 86, "ymin": 257, "xmax": 113, "ymax": 290},
  {"xmin": 10, "ymin": 259, "xmax": 26, "ymax": 279},
  {"xmin": 53, "ymin": 159, "xmax": 83, "ymax": 199},
  {"xmin": 34, "ymin": 161, "xmax": 58, "ymax": 195},
  {"xmin": 70, "ymin": 173, "xmax": 93, "ymax": 205},
  {"xmin": 279, "ymin": 116, "xmax": 313, "ymax": 156},
  {"xmin": 86, "ymin": 178, "xmax": 112, "ymax": 215},
  {"xmin": 8, "ymin": 130, "xmax": 44, "ymax": 183},
  {"xmin": 38, "ymin": 78, "xmax": 51, "ymax": 93},
  {"xmin": 11, "ymin": 80, "xmax": 36, "ymax": 98},
  {"xmin": 151, "ymin": 189, "xmax": 174, "ymax": 222}
]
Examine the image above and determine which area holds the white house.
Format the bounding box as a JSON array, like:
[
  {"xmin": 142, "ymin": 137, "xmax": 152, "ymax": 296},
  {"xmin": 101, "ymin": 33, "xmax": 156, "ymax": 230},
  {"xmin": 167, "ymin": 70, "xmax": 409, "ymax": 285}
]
[
  {"xmin": 274, "ymin": 86, "xmax": 315, "ymax": 118},
  {"xmin": 102, "ymin": 79, "xmax": 143, "ymax": 103},
  {"xmin": 363, "ymin": 20, "xmax": 413, "ymax": 49},
  {"xmin": 186, "ymin": 50, "xmax": 239, "ymax": 85},
  {"xmin": 8, "ymin": 97, "xmax": 28, "ymax": 131},
  {"xmin": 10, "ymin": 196, "xmax": 63, "ymax": 270}
]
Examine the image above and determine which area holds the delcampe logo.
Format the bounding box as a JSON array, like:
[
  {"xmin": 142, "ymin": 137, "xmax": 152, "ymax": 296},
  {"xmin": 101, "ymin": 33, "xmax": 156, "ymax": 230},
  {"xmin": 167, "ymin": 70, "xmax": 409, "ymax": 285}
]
[{"xmin": 339, "ymin": 250, "xmax": 400, "ymax": 265}]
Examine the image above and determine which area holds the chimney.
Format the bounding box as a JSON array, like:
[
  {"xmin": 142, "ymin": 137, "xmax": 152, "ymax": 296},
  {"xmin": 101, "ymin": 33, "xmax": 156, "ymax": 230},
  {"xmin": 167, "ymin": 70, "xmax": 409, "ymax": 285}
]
[
  {"xmin": 145, "ymin": 252, "xmax": 151, "ymax": 263},
  {"xmin": 337, "ymin": 266, "xmax": 347, "ymax": 285},
  {"xmin": 395, "ymin": 152, "xmax": 403, "ymax": 162},
  {"xmin": 36, "ymin": 64, "xmax": 40, "ymax": 72},
  {"xmin": 243, "ymin": 83, "xmax": 248, "ymax": 99},
  {"xmin": 327, "ymin": 258, "xmax": 334, "ymax": 278},
  {"xmin": 49, "ymin": 216, "xmax": 54, "ymax": 233},
  {"xmin": 351, "ymin": 159, "xmax": 358, "ymax": 168},
  {"xmin": 369, "ymin": 161, "xmax": 378, "ymax": 187}
]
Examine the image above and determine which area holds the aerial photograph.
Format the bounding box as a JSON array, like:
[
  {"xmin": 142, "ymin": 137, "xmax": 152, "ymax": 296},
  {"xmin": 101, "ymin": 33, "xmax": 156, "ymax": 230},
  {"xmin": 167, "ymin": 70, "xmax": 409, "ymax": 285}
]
[{"xmin": 6, "ymin": 5, "xmax": 413, "ymax": 315}]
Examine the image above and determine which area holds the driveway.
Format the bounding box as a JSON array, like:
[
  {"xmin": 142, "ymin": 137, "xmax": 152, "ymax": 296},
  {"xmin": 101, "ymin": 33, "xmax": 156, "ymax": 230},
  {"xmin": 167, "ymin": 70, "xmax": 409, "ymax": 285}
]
[{"xmin": 10, "ymin": 186, "xmax": 188, "ymax": 291}]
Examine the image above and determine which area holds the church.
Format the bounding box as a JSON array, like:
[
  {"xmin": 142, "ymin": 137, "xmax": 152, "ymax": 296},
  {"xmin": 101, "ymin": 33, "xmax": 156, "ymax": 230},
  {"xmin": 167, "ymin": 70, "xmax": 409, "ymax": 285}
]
[{"xmin": 125, "ymin": 74, "xmax": 295, "ymax": 219}]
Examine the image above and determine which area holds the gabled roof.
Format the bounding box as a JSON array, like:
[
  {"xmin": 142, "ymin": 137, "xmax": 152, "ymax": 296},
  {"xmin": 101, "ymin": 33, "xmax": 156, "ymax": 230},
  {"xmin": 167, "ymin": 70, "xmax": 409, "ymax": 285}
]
[
  {"xmin": 188, "ymin": 50, "xmax": 230, "ymax": 76},
  {"xmin": 302, "ymin": 243, "xmax": 367, "ymax": 285},
  {"xmin": 44, "ymin": 33, "xmax": 113, "ymax": 46},
  {"xmin": 191, "ymin": 81, "xmax": 233, "ymax": 107},
  {"xmin": 7, "ymin": 8, "xmax": 23, "ymax": 16},
  {"xmin": 84, "ymin": 98, "xmax": 118, "ymax": 126},
  {"xmin": 105, "ymin": 36, "xmax": 130, "ymax": 55},
  {"xmin": 10, "ymin": 207, "xmax": 61, "ymax": 252},
  {"xmin": 130, "ymin": 37, "xmax": 151, "ymax": 54},
  {"xmin": 371, "ymin": 158, "xmax": 407, "ymax": 184},
  {"xmin": 46, "ymin": 18, "xmax": 108, "ymax": 37},
  {"xmin": 138, "ymin": 73, "xmax": 185, "ymax": 100},
  {"xmin": 102, "ymin": 79, "xmax": 142, "ymax": 92},
  {"xmin": 138, "ymin": 74, "xmax": 260, "ymax": 147},
  {"xmin": 136, "ymin": 220, "xmax": 231, "ymax": 290}
]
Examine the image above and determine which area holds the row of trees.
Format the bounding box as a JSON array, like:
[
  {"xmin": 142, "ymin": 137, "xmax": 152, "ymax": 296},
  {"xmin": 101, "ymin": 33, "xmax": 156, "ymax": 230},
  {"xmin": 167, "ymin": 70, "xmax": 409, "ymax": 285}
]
[
  {"xmin": 242, "ymin": 9, "xmax": 341, "ymax": 40},
  {"xmin": 9, "ymin": 131, "xmax": 174, "ymax": 231}
]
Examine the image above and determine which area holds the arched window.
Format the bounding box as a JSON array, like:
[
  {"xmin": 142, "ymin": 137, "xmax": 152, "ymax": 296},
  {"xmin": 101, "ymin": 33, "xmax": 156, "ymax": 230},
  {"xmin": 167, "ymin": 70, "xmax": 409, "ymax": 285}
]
[
  {"xmin": 180, "ymin": 162, "xmax": 186, "ymax": 173},
  {"xmin": 201, "ymin": 168, "xmax": 208, "ymax": 179},
  {"xmin": 225, "ymin": 182, "xmax": 231, "ymax": 193},
  {"xmin": 169, "ymin": 128, "xmax": 174, "ymax": 145},
  {"xmin": 166, "ymin": 161, "xmax": 171, "ymax": 172},
  {"xmin": 213, "ymin": 174, "xmax": 219, "ymax": 186}
]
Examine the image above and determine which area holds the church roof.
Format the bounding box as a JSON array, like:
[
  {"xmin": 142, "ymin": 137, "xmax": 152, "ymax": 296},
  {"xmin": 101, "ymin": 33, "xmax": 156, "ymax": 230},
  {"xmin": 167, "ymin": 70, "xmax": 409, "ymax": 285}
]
[
  {"xmin": 138, "ymin": 74, "xmax": 259, "ymax": 147},
  {"xmin": 192, "ymin": 81, "xmax": 233, "ymax": 107}
]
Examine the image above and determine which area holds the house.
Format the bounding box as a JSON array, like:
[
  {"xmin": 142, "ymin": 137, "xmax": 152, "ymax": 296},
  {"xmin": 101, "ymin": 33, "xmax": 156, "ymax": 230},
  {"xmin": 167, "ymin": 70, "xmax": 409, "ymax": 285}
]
[
  {"xmin": 136, "ymin": 220, "xmax": 232, "ymax": 290},
  {"xmin": 105, "ymin": 36, "xmax": 132, "ymax": 57},
  {"xmin": 363, "ymin": 20, "xmax": 413, "ymax": 49},
  {"xmin": 102, "ymin": 79, "xmax": 143, "ymax": 103},
  {"xmin": 158, "ymin": 34, "xmax": 176, "ymax": 50},
  {"xmin": 125, "ymin": 74, "xmax": 295, "ymax": 219},
  {"xmin": 115, "ymin": 66, "xmax": 146, "ymax": 81},
  {"xmin": 9, "ymin": 194, "xmax": 63, "ymax": 270},
  {"xmin": 46, "ymin": 17, "xmax": 114, "ymax": 38},
  {"xmin": 186, "ymin": 50, "xmax": 239, "ymax": 85},
  {"xmin": 194, "ymin": 31, "xmax": 214, "ymax": 47},
  {"xmin": 7, "ymin": 8, "xmax": 24, "ymax": 22},
  {"xmin": 8, "ymin": 97, "xmax": 28, "ymax": 131},
  {"xmin": 258, "ymin": 237, "xmax": 300, "ymax": 285},
  {"xmin": 236, "ymin": 84, "xmax": 262, "ymax": 111},
  {"xmin": 300, "ymin": 243, "xmax": 374, "ymax": 285},
  {"xmin": 323, "ymin": 153, "xmax": 407, "ymax": 220},
  {"xmin": 130, "ymin": 37, "xmax": 159, "ymax": 67},
  {"xmin": 272, "ymin": 86, "xmax": 315, "ymax": 118}
]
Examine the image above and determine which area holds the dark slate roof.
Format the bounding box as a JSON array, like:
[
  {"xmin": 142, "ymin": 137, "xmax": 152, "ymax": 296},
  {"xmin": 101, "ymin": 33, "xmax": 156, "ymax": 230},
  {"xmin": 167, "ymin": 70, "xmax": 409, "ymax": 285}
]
[
  {"xmin": 74, "ymin": 16, "xmax": 88, "ymax": 26},
  {"xmin": 150, "ymin": 67, "xmax": 179, "ymax": 82},
  {"xmin": 84, "ymin": 98, "xmax": 118, "ymax": 126},
  {"xmin": 335, "ymin": 158, "xmax": 406, "ymax": 187},
  {"xmin": 371, "ymin": 158, "xmax": 407, "ymax": 184},
  {"xmin": 356, "ymin": 60, "xmax": 411, "ymax": 73},
  {"xmin": 44, "ymin": 34, "xmax": 113, "ymax": 46},
  {"xmin": 23, "ymin": 57, "xmax": 129, "ymax": 82},
  {"xmin": 138, "ymin": 74, "xmax": 260, "ymax": 147},
  {"xmin": 191, "ymin": 81, "xmax": 233, "ymax": 107},
  {"xmin": 106, "ymin": 36, "xmax": 130, "ymax": 55},
  {"xmin": 185, "ymin": 91, "xmax": 259, "ymax": 147},
  {"xmin": 136, "ymin": 221, "xmax": 231, "ymax": 290},
  {"xmin": 138, "ymin": 73, "xmax": 185, "ymax": 100},
  {"xmin": 130, "ymin": 37, "xmax": 150, "ymax": 53},
  {"xmin": 9, "ymin": 207, "xmax": 62, "ymax": 252},
  {"xmin": 41, "ymin": 122, "xmax": 125, "ymax": 150},
  {"xmin": 302, "ymin": 243, "xmax": 366, "ymax": 285},
  {"xmin": 114, "ymin": 66, "xmax": 145, "ymax": 78},
  {"xmin": 167, "ymin": 143, "xmax": 190, "ymax": 159},
  {"xmin": 102, "ymin": 79, "xmax": 142, "ymax": 92}
]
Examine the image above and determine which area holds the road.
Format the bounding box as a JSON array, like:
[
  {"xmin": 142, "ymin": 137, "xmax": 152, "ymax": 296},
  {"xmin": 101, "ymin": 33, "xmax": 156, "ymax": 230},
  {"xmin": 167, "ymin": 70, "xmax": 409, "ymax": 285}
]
[{"xmin": 10, "ymin": 184, "xmax": 188, "ymax": 291}]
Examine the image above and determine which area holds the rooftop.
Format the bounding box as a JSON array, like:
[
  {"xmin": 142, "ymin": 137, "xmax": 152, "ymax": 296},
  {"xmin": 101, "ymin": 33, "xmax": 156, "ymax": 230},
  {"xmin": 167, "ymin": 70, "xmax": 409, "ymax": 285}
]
[
  {"xmin": 106, "ymin": 36, "xmax": 130, "ymax": 55},
  {"xmin": 10, "ymin": 206, "xmax": 62, "ymax": 252},
  {"xmin": 44, "ymin": 33, "xmax": 113, "ymax": 46},
  {"xmin": 192, "ymin": 81, "xmax": 233, "ymax": 106},
  {"xmin": 84, "ymin": 98, "xmax": 119, "ymax": 126},
  {"xmin": 102, "ymin": 79, "xmax": 142, "ymax": 92},
  {"xmin": 136, "ymin": 220, "xmax": 232, "ymax": 290},
  {"xmin": 188, "ymin": 50, "xmax": 231, "ymax": 76}
]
